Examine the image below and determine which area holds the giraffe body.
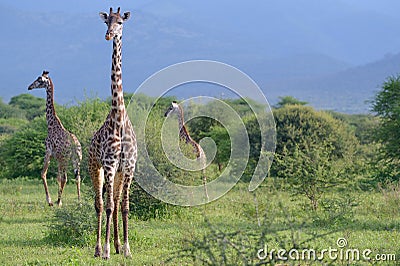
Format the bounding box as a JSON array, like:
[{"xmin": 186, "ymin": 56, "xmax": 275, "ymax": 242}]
[
  {"xmin": 28, "ymin": 71, "xmax": 82, "ymax": 206},
  {"xmin": 165, "ymin": 101, "xmax": 209, "ymax": 201},
  {"xmin": 89, "ymin": 7, "xmax": 137, "ymax": 259}
]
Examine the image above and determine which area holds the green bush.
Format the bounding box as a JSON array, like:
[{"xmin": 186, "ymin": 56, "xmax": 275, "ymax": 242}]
[
  {"xmin": 0, "ymin": 116, "xmax": 48, "ymax": 179},
  {"xmin": 272, "ymin": 105, "xmax": 359, "ymax": 210},
  {"xmin": 45, "ymin": 199, "xmax": 96, "ymax": 247}
]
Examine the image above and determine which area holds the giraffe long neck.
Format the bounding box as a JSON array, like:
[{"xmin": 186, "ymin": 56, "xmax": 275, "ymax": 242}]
[
  {"xmin": 176, "ymin": 106, "xmax": 203, "ymax": 158},
  {"xmin": 178, "ymin": 106, "xmax": 195, "ymax": 143},
  {"xmin": 45, "ymin": 78, "xmax": 62, "ymax": 129},
  {"xmin": 177, "ymin": 106, "xmax": 190, "ymax": 142},
  {"xmin": 111, "ymin": 35, "xmax": 125, "ymax": 120}
]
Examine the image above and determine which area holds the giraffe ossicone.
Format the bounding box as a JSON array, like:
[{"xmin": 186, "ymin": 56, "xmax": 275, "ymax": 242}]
[
  {"xmin": 89, "ymin": 7, "xmax": 137, "ymax": 260},
  {"xmin": 28, "ymin": 70, "xmax": 82, "ymax": 207}
]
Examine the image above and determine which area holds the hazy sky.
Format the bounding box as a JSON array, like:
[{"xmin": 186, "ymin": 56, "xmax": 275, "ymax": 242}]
[
  {"xmin": 2, "ymin": 0, "xmax": 400, "ymax": 109},
  {"xmin": 2, "ymin": 0, "xmax": 400, "ymax": 14},
  {"xmin": 2, "ymin": 0, "xmax": 400, "ymax": 65}
]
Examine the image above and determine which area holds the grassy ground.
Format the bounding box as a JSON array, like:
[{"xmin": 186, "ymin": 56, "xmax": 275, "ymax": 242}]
[{"xmin": 0, "ymin": 178, "xmax": 399, "ymax": 265}]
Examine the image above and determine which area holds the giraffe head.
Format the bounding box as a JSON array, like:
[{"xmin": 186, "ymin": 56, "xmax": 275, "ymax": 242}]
[
  {"xmin": 99, "ymin": 7, "xmax": 130, "ymax": 41},
  {"xmin": 164, "ymin": 101, "xmax": 180, "ymax": 117},
  {"xmin": 28, "ymin": 71, "xmax": 51, "ymax": 90}
]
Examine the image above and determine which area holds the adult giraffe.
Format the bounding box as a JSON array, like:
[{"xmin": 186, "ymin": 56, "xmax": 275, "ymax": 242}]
[
  {"xmin": 28, "ymin": 71, "xmax": 82, "ymax": 207},
  {"xmin": 164, "ymin": 101, "xmax": 209, "ymax": 202},
  {"xmin": 89, "ymin": 7, "xmax": 137, "ymax": 259}
]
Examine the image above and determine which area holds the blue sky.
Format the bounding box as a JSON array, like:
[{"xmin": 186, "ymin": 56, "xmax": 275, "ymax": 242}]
[
  {"xmin": 1, "ymin": 0, "xmax": 400, "ymax": 112},
  {"xmin": 3, "ymin": 0, "xmax": 400, "ymax": 16}
]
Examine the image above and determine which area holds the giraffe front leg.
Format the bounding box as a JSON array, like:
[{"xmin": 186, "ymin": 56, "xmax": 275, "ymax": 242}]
[
  {"xmin": 94, "ymin": 193, "xmax": 103, "ymax": 257},
  {"xmin": 102, "ymin": 166, "xmax": 116, "ymax": 260},
  {"xmin": 90, "ymin": 166, "xmax": 104, "ymax": 257},
  {"xmin": 41, "ymin": 153, "xmax": 53, "ymax": 206},
  {"xmin": 121, "ymin": 174, "xmax": 133, "ymax": 258},
  {"xmin": 113, "ymin": 172, "xmax": 124, "ymax": 254}
]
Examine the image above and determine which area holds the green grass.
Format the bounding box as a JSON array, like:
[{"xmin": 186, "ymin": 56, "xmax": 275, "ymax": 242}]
[{"xmin": 0, "ymin": 178, "xmax": 399, "ymax": 265}]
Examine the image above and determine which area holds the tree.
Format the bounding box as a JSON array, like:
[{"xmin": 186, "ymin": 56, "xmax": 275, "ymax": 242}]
[
  {"xmin": 274, "ymin": 96, "xmax": 308, "ymax": 108},
  {"xmin": 9, "ymin": 94, "xmax": 46, "ymax": 120},
  {"xmin": 371, "ymin": 75, "xmax": 400, "ymax": 161},
  {"xmin": 272, "ymin": 105, "xmax": 358, "ymax": 210}
]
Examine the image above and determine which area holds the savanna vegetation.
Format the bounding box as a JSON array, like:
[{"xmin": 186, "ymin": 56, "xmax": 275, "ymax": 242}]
[{"xmin": 0, "ymin": 75, "xmax": 399, "ymax": 265}]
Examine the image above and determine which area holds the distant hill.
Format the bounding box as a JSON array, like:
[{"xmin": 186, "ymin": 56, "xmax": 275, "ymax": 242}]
[
  {"xmin": 2, "ymin": 1, "xmax": 400, "ymax": 114},
  {"xmin": 266, "ymin": 53, "xmax": 400, "ymax": 113}
]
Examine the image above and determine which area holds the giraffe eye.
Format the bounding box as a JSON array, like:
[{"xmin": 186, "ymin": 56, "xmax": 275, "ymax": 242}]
[{"xmin": 117, "ymin": 21, "xmax": 122, "ymax": 25}]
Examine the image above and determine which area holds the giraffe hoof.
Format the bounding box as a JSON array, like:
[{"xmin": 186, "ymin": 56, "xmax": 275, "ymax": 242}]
[
  {"xmin": 102, "ymin": 243, "xmax": 110, "ymax": 259},
  {"xmin": 123, "ymin": 243, "xmax": 132, "ymax": 258},
  {"xmin": 115, "ymin": 244, "xmax": 122, "ymax": 254},
  {"xmin": 48, "ymin": 202, "xmax": 54, "ymax": 207},
  {"xmin": 94, "ymin": 245, "xmax": 102, "ymax": 257}
]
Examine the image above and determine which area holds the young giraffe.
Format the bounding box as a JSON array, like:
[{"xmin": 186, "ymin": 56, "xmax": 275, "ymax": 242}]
[
  {"xmin": 164, "ymin": 101, "xmax": 209, "ymax": 201},
  {"xmin": 89, "ymin": 7, "xmax": 137, "ymax": 259},
  {"xmin": 28, "ymin": 71, "xmax": 82, "ymax": 207}
]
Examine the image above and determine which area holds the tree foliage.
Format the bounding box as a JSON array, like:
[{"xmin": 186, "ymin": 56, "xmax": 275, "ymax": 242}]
[
  {"xmin": 272, "ymin": 105, "xmax": 358, "ymax": 210},
  {"xmin": 371, "ymin": 75, "xmax": 400, "ymax": 161},
  {"xmin": 274, "ymin": 96, "xmax": 308, "ymax": 108},
  {"xmin": 9, "ymin": 94, "xmax": 46, "ymax": 120}
]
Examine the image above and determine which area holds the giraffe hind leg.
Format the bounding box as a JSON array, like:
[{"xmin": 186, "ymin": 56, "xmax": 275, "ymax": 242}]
[
  {"xmin": 57, "ymin": 167, "xmax": 67, "ymax": 207},
  {"xmin": 41, "ymin": 153, "xmax": 53, "ymax": 206},
  {"xmin": 72, "ymin": 139, "xmax": 82, "ymax": 202},
  {"xmin": 202, "ymin": 170, "xmax": 209, "ymax": 203},
  {"xmin": 73, "ymin": 159, "xmax": 81, "ymax": 202}
]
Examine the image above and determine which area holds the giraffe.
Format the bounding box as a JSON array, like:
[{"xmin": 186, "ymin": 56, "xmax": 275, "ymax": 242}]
[
  {"xmin": 28, "ymin": 71, "xmax": 82, "ymax": 207},
  {"xmin": 164, "ymin": 101, "xmax": 209, "ymax": 201},
  {"xmin": 88, "ymin": 7, "xmax": 137, "ymax": 259}
]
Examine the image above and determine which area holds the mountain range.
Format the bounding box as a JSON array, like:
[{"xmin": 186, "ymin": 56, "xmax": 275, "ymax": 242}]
[{"xmin": 2, "ymin": 1, "xmax": 400, "ymax": 113}]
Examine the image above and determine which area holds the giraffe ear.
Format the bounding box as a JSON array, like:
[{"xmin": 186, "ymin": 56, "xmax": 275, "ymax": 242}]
[
  {"xmin": 122, "ymin": 12, "xmax": 131, "ymax": 21},
  {"xmin": 99, "ymin": 12, "xmax": 108, "ymax": 22}
]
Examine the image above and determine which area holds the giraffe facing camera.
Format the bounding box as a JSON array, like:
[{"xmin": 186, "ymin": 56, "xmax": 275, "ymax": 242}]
[
  {"xmin": 99, "ymin": 7, "xmax": 131, "ymax": 41},
  {"xmin": 89, "ymin": 7, "xmax": 137, "ymax": 260}
]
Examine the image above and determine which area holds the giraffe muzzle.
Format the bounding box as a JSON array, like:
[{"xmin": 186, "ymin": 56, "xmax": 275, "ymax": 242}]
[{"xmin": 105, "ymin": 33, "xmax": 113, "ymax": 40}]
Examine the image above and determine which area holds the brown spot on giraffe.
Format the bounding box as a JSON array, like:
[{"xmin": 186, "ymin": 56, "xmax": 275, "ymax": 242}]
[
  {"xmin": 90, "ymin": 7, "xmax": 137, "ymax": 259},
  {"xmin": 28, "ymin": 71, "xmax": 82, "ymax": 207}
]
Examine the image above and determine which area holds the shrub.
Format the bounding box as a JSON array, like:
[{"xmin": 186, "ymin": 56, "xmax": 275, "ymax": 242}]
[
  {"xmin": 272, "ymin": 105, "xmax": 358, "ymax": 210},
  {"xmin": 0, "ymin": 116, "xmax": 48, "ymax": 179},
  {"xmin": 45, "ymin": 198, "xmax": 96, "ymax": 247}
]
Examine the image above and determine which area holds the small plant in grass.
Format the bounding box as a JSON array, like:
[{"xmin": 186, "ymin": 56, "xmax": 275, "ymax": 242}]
[
  {"xmin": 129, "ymin": 182, "xmax": 179, "ymax": 221},
  {"xmin": 168, "ymin": 199, "xmax": 337, "ymax": 265},
  {"xmin": 378, "ymin": 181, "xmax": 400, "ymax": 216},
  {"xmin": 45, "ymin": 199, "xmax": 96, "ymax": 247},
  {"xmin": 312, "ymin": 193, "xmax": 357, "ymax": 229}
]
